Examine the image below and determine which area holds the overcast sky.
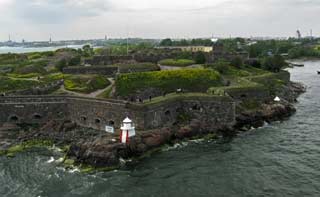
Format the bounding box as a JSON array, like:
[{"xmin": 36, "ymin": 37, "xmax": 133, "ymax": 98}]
[{"xmin": 0, "ymin": 0, "xmax": 319, "ymax": 41}]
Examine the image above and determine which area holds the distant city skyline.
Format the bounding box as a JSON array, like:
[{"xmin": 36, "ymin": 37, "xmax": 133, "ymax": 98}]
[{"xmin": 0, "ymin": 0, "xmax": 319, "ymax": 41}]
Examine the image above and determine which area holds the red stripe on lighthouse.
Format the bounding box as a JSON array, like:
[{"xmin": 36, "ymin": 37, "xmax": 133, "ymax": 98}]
[{"xmin": 126, "ymin": 130, "xmax": 129, "ymax": 144}]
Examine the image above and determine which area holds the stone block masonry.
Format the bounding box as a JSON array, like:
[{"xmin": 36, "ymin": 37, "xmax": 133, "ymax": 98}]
[
  {"xmin": 0, "ymin": 95, "xmax": 236, "ymax": 132},
  {"xmin": 62, "ymin": 66, "xmax": 118, "ymax": 76}
]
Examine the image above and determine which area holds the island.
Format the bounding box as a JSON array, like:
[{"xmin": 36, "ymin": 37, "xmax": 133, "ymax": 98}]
[{"xmin": 0, "ymin": 37, "xmax": 315, "ymax": 171}]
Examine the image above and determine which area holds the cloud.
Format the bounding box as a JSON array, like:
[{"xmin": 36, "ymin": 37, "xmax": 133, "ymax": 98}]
[
  {"xmin": 11, "ymin": 0, "xmax": 113, "ymax": 24},
  {"xmin": 0, "ymin": 0, "xmax": 320, "ymax": 40}
]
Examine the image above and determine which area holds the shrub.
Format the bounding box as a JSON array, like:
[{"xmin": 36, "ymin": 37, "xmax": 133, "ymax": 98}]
[
  {"xmin": 194, "ymin": 52, "xmax": 206, "ymax": 64},
  {"xmin": 177, "ymin": 51, "xmax": 193, "ymax": 59},
  {"xmin": 0, "ymin": 77, "xmax": 41, "ymax": 92},
  {"xmin": 28, "ymin": 53, "xmax": 42, "ymax": 60},
  {"xmin": 55, "ymin": 59, "xmax": 67, "ymax": 71},
  {"xmin": 206, "ymin": 60, "xmax": 230, "ymax": 74},
  {"xmin": 41, "ymin": 73, "xmax": 65, "ymax": 83},
  {"xmin": 14, "ymin": 64, "xmax": 47, "ymax": 74},
  {"xmin": 159, "ymin": 59, "xmax": 195, "ymax": 67},
  {"xmin": 288, "ymin": 46, "xmax": 320, "ymax": 59},
  {"xmin": 261, "ymin": 55, "xmax": 287, "ymax": 72},
  {"xmin": 230, "ymin": 57, "xmax": 244, "ymax": 68},
  {"xmin": 115, "ymin": 68, "xmax": 222, "ymax": 96},
  {"xmin": 68, "ymin": 55, "xmax": 81, "ymax": 66},
  {"xmin": 116, "ymin": 62, "xmax": 160, "ymax": 73}
]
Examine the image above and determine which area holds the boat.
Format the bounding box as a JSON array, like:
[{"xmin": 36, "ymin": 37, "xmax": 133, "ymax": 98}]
[{"xmin": 317, "ymin": 71, "xmax": 320, "ymax": 75}]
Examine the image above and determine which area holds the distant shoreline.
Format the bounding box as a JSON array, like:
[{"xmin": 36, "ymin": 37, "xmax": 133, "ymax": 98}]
[{"xmin": 0, "ymin": 45, "xmax": 86, "ymax": 54}]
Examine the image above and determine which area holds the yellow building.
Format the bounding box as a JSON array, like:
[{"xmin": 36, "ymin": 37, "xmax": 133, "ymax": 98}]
[
  {"xmin": 157, "ymin": 46, "xmax": 213, "ymax": 53},
  {"xmin": 180, "ymin": 46, "xmax": 213, "ymax": 53}
]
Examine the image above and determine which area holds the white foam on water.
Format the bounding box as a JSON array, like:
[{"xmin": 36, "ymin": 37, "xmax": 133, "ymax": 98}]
[
  {"xmin": 55, "ymin": 157, "xmax": 64, "ymax": 164},
  {"xmin": 56, "ymin": 167, "xmax": 66, "ymax": 172},
  {"xmin": 46, "ymin": 157, "xmax": 55, "ymax": 163},
  {"xmin": 119, "ymin": 158, "xmax": 126, "ymax": 165},
  {"xmin": 68, "ymin": 168, "xmax": 80, "ymax": 173},
  {"xmin": 189, "ymin": 138, "xmax": 205, "ymax": 143},
  {"xmin": 162, "ymin": 141, "xmax": 190, "ymax": 152},
  {"xmin": 49, "ymin": 145, "xmax": 63, "ymax": 153}
]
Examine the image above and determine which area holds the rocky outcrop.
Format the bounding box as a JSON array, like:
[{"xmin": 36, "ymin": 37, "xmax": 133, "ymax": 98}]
[
  {"xmin": 236, "ymin": 101, "xmax": 296, "ymax": 130},
  {"xmin": 278, "ymin": 81, "xmax": 306, "ymax": 102},
  {"xmin": 67, "ymin": 119, "xmax": 233, "ymax": 168},
  {"xmin": 236, "ymin": 82, "xmax": 305, "ymax": 130}
]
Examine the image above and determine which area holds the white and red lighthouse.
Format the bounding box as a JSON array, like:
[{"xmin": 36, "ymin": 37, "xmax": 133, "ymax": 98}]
[{"xmin": 120, "ymin": 117, "xmax": 136, "ymax": 144}]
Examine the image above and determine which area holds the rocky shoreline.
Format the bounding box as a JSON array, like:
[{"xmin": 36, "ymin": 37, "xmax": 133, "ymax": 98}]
[{"xmin": 0, "ymin": 81, "xmax": 306, "ymax": 170}]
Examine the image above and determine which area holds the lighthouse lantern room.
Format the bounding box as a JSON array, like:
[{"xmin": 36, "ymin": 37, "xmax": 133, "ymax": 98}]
[{"xmin": 120, "ymin": 117, "xmax": 136, "ymax": 144}]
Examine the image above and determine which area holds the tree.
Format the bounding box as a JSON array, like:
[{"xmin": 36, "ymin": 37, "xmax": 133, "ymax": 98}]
[
  {"xmin": 249, "ymin": 45, "xmax": 259, "ymax": 58},
  {"xmin": 160, "ymin": 38, "xmax": 173, "ymax": 46},
  {"xmin": 262, "ymin": 55, "xmax": 286, "ymax": 72},
  {"xmin": 55, "ymin": 59, "xmax": 67, "ymax": 71},
  {"xmin": 178, "ymin": 39, "xmax": 189, "ymax": 46},
  {"xmin": 69, "ymin": 55, "xmax": 81, "ymax": 66},
  {"xmin": 82, "ymin": 45, "xmax": 94, "ymax": 57},
  {"xmin": 177, "ymin": 51, "xmax": 193, "ymax": 59},
  {"xmin": 206, "ymin": 60, "xmax": 230, "ymax": 74},
  {"xmin": 230, "ymin": 56, "xmax": 243, "ymax": 68},
  {"xmin": 194, "ymin": 52, "xmax": 206, "ymax": 64}
]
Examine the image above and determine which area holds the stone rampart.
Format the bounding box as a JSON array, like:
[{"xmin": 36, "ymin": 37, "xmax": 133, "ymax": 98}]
[
  {"xmin": 0, "ymin": 95, "xmax": 236, "ymax": 131},
  {"xmin": 0, "ymin": 96, "xmax": 68, "ymax": 124},
  {"xmin": 62, "ymin": 66, "xmax": 118, "ymax": 76},
  {"xmin": 84, "ymin": 55, "xmax": 133, "ymax": 65},
  {"xmin": 140, "ymin": 96, "xmax": 235, "ymax": 129}
]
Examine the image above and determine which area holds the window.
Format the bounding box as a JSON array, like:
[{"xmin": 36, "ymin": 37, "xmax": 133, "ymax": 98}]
[
  {"xmin": 33, "ymin": 114, "xmax": 42, "ymax": 120},
  {"xmin": 57, "ymin": 112, "xmax": 64, "ymax": 118},
  {"xmin": 80, "ymin": 116, "xmax": 87, "ymax": 122},
  {"xmin": 109, "ymin": 120, "xmax": 115, "ymax": 126},
  {"xmin": 192, "ymin": 105, "xmax": 201, "ymax": 111},
  {"xmin": 9, "ymin": 115, "xmax": 18, "ymax": 122}
]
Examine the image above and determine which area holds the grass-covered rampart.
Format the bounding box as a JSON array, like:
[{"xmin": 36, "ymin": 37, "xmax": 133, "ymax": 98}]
[
  {"xmin": 64, "ymin": 75, "xmax": 110, "ymax": 93},
  {"xmin": 115, "ymin": 68, "xmax": 223, "ymax": 97},
  {"xmin": 159, "ymin": 59, "xmax": 195, "ymax": 67}
]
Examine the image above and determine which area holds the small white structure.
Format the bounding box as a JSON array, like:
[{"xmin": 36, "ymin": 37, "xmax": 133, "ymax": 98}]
[
  {"xmin": 120, "ymin": 117, "xmax": 136, "ymax": 144},
  {"xmin": 274, "ymin": 96, "xmax": 281, "ymax": 102}
]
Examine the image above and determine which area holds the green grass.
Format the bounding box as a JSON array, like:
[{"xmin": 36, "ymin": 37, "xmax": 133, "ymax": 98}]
[
  {"xmin": 64, "ymin": 75, "xmax": 111, "ymax": 94},
  {"xmin": 116, "ymin": 62, "xmax": 160, "ymax": 73},
  {"xmin": 240, "ymin": 99, "xmax": 262, "ymax": 110},
  {"xmin": 205, "ymin": 63, "xmax": 270, "ymax": 77},
  {"xmin": 208, "ymin": 69, "xmax": 289, "ymax": 99},
  {"xmin": 141, "ymin": 92, "xmax": 231, "ymax": 106},
  {"xmin": 159, "ymin": 59, "xmax": 195, "ymax": 67},
  {"xmin": 0, "ymin": 76, "xmax": 41, "ymax": 92},
  {"xmin": 41, "ymin": 72, "xmax": 66, "ymax": 83},
  {"xmin": 116, "ymin": 68, "xmax": 223, "ymax": 96},
  {"xmin": 3, "ymin": 140, "xmax": 54, "ymax": 157}
]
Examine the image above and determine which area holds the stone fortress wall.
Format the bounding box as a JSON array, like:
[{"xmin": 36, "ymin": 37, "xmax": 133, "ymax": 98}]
[
  {"xmin": 62, "ymin": 66, "xmax": 118, "ymax": 76},
  {"xmin": 0, "ymin": 95, "xmax": 236, "ymax": 132}
]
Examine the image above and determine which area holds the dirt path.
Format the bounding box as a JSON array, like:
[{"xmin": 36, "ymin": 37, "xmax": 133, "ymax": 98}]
[
  {"xmin": 58, "ymin": 78, "xmax": 115, "ymax": 98},
  {"xmin": 8, "ymin": 77, "xmax": 39, "ymax": 81},
  {"xmin": 89, "ymin": 78, "xmax": 115, "ymax": 97}
]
